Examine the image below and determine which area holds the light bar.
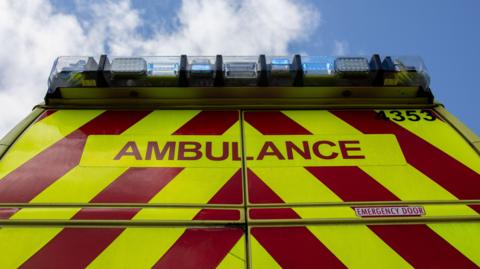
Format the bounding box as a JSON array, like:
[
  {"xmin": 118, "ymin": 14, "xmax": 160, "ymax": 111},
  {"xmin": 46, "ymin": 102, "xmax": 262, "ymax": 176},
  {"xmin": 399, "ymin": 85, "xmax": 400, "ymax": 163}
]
[
  {"xmin": 111, "ymin": 57, "xmax": 147, "ymax": 78},
  {"xmin": 47, "ymin": 54, "xmax": 431, "ymax": 96}
]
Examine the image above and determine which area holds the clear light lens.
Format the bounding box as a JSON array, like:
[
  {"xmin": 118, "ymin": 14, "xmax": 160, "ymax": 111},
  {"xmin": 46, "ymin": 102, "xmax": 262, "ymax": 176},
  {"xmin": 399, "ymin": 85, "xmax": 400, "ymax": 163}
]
[
  {"xmin": 335, "ymin": 57, "xmax": 369, "ymax": 73},
  {"xmin": 147, "ymin": 63, "xmax": 179, "ymax": 77},
  {"xmin": 225, "ymin": 62, "xmax": 257, "ymax": 78},
  {"xmin": 111, "ymin": 58, "xmax": 147, "ymax": 76}
]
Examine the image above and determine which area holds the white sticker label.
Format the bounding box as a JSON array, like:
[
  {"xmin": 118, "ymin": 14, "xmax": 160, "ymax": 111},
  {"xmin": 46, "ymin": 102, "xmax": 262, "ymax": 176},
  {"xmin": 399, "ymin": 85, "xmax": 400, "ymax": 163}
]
[{"xmin": 354, "ymin": 206, "xmax": 425, "ymax": 217}]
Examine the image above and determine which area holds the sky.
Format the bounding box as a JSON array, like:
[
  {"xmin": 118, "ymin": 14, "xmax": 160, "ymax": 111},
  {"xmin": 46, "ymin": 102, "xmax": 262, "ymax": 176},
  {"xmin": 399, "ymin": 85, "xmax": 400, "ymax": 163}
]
[{"xmin": 0, "ymin": 0, "xmax": 478, "ymax": 137}]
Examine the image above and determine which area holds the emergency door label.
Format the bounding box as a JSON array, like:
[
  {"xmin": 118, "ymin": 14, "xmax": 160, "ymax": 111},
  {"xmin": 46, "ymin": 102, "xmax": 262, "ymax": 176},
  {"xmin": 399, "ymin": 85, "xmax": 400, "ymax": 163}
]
[
  {"xmin": 80, "ymin": 134, "xmax": 405, "ymax": 167},
  {"xmin": 354, "ymin": 206, "xmax": 426, "ymax": 217}
]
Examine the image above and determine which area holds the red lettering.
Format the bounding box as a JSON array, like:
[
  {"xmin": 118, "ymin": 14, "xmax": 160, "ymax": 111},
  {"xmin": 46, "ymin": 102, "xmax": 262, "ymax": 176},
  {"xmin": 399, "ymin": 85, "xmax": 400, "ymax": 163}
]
[
  {"xmin": 339, "ymin": 140, "xmax": 365, "ymax": 159},
  {"xmin": 114, "ymin": 141, "xmax": 142, "ymax": 160},
  {"xmin": 145, "ymin": 141, "xmax": 175, "ymax": 160},
  {"xmin": 285, "ymin": 141, "xmax": 311, "ymax": 160},
  {"xmin": 312, "ymin": 141, "xmax": 338, "ymax": 159},
  {"xmin": 206, "ymin": 142, "xmax": 229, "ymax": 161},
  {"xmin": 257, "ymin": 141, "xmax": 285, "ymax": 160},
  {"xmin": 231, "ymin": 142, "xmax": 241, "ymax": 161},
  {"xmin": 178, "ymin": 142, "xmax": 202, "ymax": 160}
]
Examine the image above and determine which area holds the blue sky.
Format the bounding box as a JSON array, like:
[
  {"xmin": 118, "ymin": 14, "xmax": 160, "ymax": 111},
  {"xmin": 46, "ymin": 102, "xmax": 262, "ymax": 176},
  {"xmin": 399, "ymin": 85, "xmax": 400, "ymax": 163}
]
[{"xmin": 0, "ymin": 0, "xmax": 478, "ymax": 135}]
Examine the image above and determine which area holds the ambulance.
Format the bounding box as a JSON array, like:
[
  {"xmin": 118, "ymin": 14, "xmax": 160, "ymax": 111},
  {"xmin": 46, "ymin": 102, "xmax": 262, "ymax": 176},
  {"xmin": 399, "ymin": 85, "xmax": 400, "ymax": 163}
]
[{"xmin": 0, "ymin": 54, "xmax": 479, "ymax": 268}]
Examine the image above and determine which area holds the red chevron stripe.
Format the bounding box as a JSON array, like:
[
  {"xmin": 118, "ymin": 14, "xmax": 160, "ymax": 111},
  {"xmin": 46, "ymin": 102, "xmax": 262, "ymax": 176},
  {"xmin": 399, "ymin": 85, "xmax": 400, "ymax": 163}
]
[
  {"xmin": 331, "ymin": 110, "xmax": 480, "ymax": 202},
  {"xmin": 20, "ymin": 167, "xmax": 181, "ymax": 268},
  {"xmin": 306, "ymin": 166, "xmax": 397, "ymax": 201},
  {"xmin": 252, "ymin": 226, "xmax": 346, "ymax": 268},
  {"xmin": 193, "ymin": 168, "xmax": 243, "ymax": 221},
  {"xmin": 247, "ymin": 168, "xmax": 288, "ymax": 204},
  {"xmin": 88, "ymin": 167, "xmax": 183, "ymax": 203},
  {"xmin": 173, "ymin": 111, "xmax": 239, "ymax": 135},
  {"xmin": 370, "ymin": 224, "xmax": 478, "ymax": 268},
  {"xmin": 306, "ymin": 166, "xmax": 477, "ymax": 268},
  {"xmin": 0, "ymin": 208, "xmax": 18, "ymax": 219},
  {"xmin": 20, "ymin": 228, "xmax": 125, "ymax": 269},
  {"xmin": 34, "ymin": 109, "xmax": 57, "ymax": 123},
  {"xmin": 244, "ymin": 111, "xmax": 311, "ymax": 135},
  {"xmin": 249, "ymin": 208, "xmax": 299, "ymax": 219},
  {"xmin": 0, "ymin": 111, "xmax": 151, "ymax": 203},
  {"xmin": 152, "ymin": 228, "xmax": 244, "ymax": 269},
  {"xmin": 247, "ymin": 169, "xmax": 344, "ymax": 267}
]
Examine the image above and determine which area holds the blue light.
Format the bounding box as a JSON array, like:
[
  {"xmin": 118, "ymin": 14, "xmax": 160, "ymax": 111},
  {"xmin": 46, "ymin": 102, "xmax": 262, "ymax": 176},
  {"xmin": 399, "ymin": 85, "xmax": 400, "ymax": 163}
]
[
  {"xmin": 191, "ymin": 64, "xmax": 212, "ymax": 71},
  {"xmin": 303, "ymin": 63, "xmax": 330, "ymax": 71},
  {"xmin": 271, "ymin": 58, "xmax": 289, "ymax": 65}
]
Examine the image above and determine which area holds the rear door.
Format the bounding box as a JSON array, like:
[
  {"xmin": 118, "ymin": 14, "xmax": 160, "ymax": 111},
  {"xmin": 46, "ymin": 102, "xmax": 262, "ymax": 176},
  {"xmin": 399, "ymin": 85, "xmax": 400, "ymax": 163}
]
[
  {"xmin": 243, "ymin": 109, "xmax": 480, "ymax": 268},
  {"xmin": 0, "ymin": 109, "xmax": 246, "ymax": 268}
]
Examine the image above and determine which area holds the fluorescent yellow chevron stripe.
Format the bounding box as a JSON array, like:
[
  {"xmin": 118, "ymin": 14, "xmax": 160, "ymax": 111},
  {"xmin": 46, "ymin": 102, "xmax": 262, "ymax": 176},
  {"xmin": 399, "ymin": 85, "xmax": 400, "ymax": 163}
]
[
  {"xmin": 122, "ymin": 110, "xmax": 200, "ymax": 136},
  {"xmin": 360, "ymin": 165, "xmax": 479, "ymax": 265},
  {"xmin": 87, "ymin": 228, "xmax": 186, "ymax": 269},
  {"xmin": 284, "ymin": 111, "xmax": 480, "ymax": 263},
  {"xmin": 31, "ymin": 167, "xmax": 127, "ymax": 204},
  {"xmin": 283, "ymin": 110, "xmax": 360, "ymax": 134},
  {"xmin": 251, "ymin": 167, "xmax": 411, "ymax": 268},
  {"xmin": 243, "ymin": 121, "xmax": 264, "ymax": 136},
  {"xmin": 2, "ymin": 111, "xmax": 204, "ymax": 266},
  {"xmin": 222, "ymin": 121, "xmax": 242, "ymax": 137},
  {"xmin": 361, "ymin": 165, "xmax": 471, "ymax": 202},
  {"xmin": 250, "ymin": 235, "xmax": 281, "ymax": 269},
  {"xmin": 1, "ymin": 167, "xmax": 129, "ymax": 268},
  {"xmin": 0, "ymin": 228, "xmax": 62, "ymax": 269},
  {"xmin": 380, "ymin": 109, "xmax": 480, "ymax": 174},
  {"xmin": 88, "ymin": 112, "xmax": 241, "ymax": 266},
  {"xmin": 0, "ymin": 110, "xmax": 104, "ymax": 180},
  {"xmin": 428, "ymin": 223, "xmax": 480, "ymax": 266},
  {"xmin": 132, "ymin": 208, "xmax": 202, "ymax": 221},
  {"xmin": 293, "ymin": 206, "xmax": 357, "ymax": 219},
  {"xmin": 89, "ymin": 167, "xmax": 239, "ymax": 266},
  {"xmin": 146, "ymin": 167, "xmax": 238, "ymax": 204},
  {"xmin": 307, "ymin": 225, "xmax": 412, "ymax": 269},
  {"xmin": 251, "ymin": 167, "xmax": 342, "ymax": 203},
  {"xmin": 217, "ymin": 235, "xmax": 246, "ymax": 269}
]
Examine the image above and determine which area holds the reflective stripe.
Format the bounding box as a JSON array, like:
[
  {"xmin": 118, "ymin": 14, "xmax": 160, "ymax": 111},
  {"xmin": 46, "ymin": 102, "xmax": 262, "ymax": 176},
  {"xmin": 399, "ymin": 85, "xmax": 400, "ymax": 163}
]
[
  {"xmin": 428, "ymin": 223, "xmax": 480, "ymax": 266},
  {"xmin": 332, "ymin": 110, "xmax": 480, "ymax": 200},
  {"xmin": 87, "ymin": 228, "xmax": 186, "ymax": 269},
  {"xmin": 244, "ymin": 111, "xmax": 311, "ymax": 135},
  {"xmin": 217, "ymin": 235, "xmax": 246, "ymax": 269},
  {"xmin": 370, "ymin": 224, "xmax": 478, "ymax": 268},
  {"xmin": 0, "ymin": 111, "xmax": 151, "ymax": 203},
  {"xmin": 25, "ymin": 167, "xmax": 127, "ymax": 204},
  {"xmin": 250, "ymin": 235, "xmax": 281, "ymax": 269},
  {"xmin": 307, "ymin": 225, "xmax": 412, "ymax": 269},
  {"xmin": 147, "ymin": 168, "xmax": 239, "ymax": 204},
  {"xmin": 0, "ymin": 228, "xmax": 62, "ymax": 268},
  {"xmin": 283, "ymin": 110, "xmax": 359, "ymax": 135},
  {"xmin": 122, "ymin": 110, "xmax": 199, "ymax": 136},
  {"xmin": 20, "ymin": 228, "xmax": 125, "ymax": 269},
  {"xmin": 0, "ymin": 110, "xmax": 103, "ymax": 180},
  {"xmin": 174, "ymin": 111, "xmax": 239, "ymax": 135},
  {"xmin": 250, "ymin": 167, "xmax": 341, "ymax": 203},
  {"xmin": 381, "ymin": 109, "xmax": 480, "ymax": 174},
  {"xmin": 152, "ymin": 228, "xmax": 244, "ymax": 269},
  {"xmin": 251, "ymin": 226, "xmax": 346, "ymax": 268}
]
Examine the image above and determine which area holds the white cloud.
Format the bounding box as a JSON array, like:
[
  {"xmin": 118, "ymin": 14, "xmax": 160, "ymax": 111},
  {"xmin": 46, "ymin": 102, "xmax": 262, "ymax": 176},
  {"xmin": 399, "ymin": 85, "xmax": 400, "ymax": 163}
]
[{"xmin": 0, "ymin": 0, "xmax": 319, "ymax": 137}]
